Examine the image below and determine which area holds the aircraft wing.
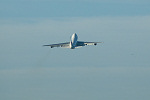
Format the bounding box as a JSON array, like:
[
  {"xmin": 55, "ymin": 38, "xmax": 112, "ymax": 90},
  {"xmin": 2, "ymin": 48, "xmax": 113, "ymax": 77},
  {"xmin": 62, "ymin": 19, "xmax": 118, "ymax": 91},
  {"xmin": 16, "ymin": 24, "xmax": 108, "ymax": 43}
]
[
  {"xmin": 43, "ymin": 42, "xmax": 70, "ymax": 48},
  {"xmin": 76, "ymin": 41, "xmax": 102, "ymax": 46}
]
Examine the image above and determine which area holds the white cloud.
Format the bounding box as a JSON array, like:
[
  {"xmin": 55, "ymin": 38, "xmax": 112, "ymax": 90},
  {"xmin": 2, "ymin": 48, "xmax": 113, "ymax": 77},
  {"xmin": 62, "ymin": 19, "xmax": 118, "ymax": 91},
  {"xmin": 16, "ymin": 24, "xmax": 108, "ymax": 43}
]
[
  {"xmin": 1, "ymin": 66, "xmax": 150, "ymax": 78},
  {"xmin": 1, "ymin": 16, "xmax": 150, "ymax": 37},
  {"xmin": 0, "ymin": 16, "xmax": 150, "ymax": 69},
  {"xmin": 1, "ymin": 66, "xmax": 150, "ymax": 100}
]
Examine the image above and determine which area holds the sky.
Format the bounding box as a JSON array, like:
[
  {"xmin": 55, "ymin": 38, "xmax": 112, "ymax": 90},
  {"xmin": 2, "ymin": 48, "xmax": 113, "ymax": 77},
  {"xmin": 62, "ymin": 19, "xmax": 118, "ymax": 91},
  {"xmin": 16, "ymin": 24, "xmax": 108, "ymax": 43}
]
[{"xmin": 0, "ymin": 0, "xmax": 150, "ymax": 100}]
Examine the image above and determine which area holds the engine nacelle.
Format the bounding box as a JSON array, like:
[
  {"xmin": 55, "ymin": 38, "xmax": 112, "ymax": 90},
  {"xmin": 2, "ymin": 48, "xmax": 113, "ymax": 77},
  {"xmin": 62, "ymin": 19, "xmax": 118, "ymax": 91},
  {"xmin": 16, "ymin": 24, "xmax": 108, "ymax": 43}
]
[{"xmin": 94, "ymin": 43, "xmax": 97, "ymax": 45}]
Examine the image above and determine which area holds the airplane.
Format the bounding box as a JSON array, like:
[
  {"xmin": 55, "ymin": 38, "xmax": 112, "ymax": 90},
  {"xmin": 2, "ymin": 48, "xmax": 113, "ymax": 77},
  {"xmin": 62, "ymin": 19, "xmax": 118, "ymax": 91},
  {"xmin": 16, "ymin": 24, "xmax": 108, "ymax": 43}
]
[{"xmin": 43, "ymin": 33, "xmax": 102, "ymax": 49}]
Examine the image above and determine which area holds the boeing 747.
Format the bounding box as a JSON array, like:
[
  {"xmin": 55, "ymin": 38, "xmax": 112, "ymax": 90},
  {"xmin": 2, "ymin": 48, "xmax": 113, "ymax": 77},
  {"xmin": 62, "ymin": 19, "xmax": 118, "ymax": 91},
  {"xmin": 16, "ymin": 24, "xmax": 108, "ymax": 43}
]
[{"xmin": 43, "ymin": 33, "xmax": 102, "ymax": 49}]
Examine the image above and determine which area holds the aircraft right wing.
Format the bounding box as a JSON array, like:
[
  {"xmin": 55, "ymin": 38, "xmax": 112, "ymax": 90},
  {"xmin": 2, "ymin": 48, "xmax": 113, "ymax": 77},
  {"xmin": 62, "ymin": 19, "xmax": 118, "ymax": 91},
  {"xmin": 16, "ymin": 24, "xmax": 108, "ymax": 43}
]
[{"xmin": 43, "ymin": 42, "xmax": 70, "ymax": 48}]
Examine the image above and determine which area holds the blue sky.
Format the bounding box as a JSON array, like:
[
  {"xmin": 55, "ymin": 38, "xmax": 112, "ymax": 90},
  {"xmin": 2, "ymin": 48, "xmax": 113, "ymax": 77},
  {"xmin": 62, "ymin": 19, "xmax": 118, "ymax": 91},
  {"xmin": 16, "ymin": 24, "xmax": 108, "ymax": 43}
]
[
  {"xmin": 1, "ymin": 0, "xmax": 150, "ymax": 18},
  {"xmin": 0, "ymin": 0, "xmax": 150, "ymax": 100}
]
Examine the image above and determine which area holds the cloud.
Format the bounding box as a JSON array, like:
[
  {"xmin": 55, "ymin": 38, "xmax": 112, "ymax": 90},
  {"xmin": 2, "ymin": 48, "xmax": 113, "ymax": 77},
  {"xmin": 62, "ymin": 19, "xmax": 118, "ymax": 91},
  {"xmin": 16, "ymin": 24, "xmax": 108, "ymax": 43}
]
[
  {"xmin": 1, "ymin": 16, "xmax": 150, "ymax": 100},
  {"xmin": 0, "ymin": 17, "xmax": 150, "ymax": 41},
  {"xmin": 1, "ymin": 16, "xmax": 150, "ymax": 37},
  {"xmin": 0, "ymin": 16, "xmax": 150, "ymax": 69},
  {"xmin": 1, "ymin": 66, "xmax": 150, "ymax": 76},
  {"xmin": 1, "ymin": 66, "xmax": 150, "ymax": 100}
]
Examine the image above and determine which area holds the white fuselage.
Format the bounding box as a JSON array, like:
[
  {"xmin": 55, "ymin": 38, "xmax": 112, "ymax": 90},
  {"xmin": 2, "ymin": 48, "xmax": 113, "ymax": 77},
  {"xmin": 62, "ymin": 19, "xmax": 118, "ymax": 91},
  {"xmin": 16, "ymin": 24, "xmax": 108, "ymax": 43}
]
[{"xmin": 70, "ymin": 33, "xmax": 78, "ymax": 49}]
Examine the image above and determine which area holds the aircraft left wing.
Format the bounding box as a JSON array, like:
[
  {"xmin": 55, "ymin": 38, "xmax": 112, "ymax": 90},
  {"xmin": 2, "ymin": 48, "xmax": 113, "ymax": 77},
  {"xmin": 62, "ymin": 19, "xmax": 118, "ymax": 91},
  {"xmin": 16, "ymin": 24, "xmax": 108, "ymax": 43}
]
[
  {"xmin": 43, "ymin": 42, "xmax": 70, "ymax": 48},
  {"xmin": 76, "ymin": 41, "xmax": 102, "ymax": 46}
]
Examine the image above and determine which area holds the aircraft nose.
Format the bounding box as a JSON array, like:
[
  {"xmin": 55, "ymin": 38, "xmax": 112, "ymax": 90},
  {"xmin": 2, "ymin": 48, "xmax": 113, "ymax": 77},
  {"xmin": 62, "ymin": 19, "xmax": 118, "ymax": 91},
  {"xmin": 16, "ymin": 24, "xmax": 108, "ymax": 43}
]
[{"xmin": 71, "ymin": 33, "xmax": 78, "ymax": 39}]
